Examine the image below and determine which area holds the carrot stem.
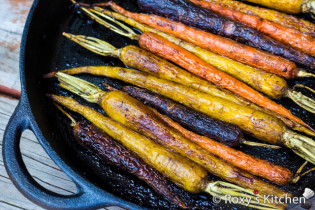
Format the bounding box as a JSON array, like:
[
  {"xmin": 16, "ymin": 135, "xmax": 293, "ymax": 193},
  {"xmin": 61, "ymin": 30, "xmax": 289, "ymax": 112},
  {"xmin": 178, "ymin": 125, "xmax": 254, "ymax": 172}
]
[
  {"xmin": 53, "ymin": 103, "xmax": 77, "ymax": 126},
  {"xmin": 283, "ymin": 130, "xmax": 315, "ymax": 165},
  {"xmin": 292, "ymin": 161, "xmax": 315, "ymax": 183},
  {"xmin": 241, "ymin": 140, "xmax": 281, "ymax": 149},
  {"xmin": 297, "ymin": 70, "xmax": 315, "ymax": 78},
  {"xmin": 63, "ymin": 32, "xmax": 121, "ymax": 57},
  {"xmin": 286, "ymin": 86, "xmax": 315, "ymax": 114},
  {"xmin": 56, "ymin": 72, "xmax": 106, "ymax": 103}
]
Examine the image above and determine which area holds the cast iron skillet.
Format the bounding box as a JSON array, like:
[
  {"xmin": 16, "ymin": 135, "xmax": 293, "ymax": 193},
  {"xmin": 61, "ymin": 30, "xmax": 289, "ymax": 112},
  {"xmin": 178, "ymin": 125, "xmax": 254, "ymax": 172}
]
[{"xmin": 2, "ymin": 0, "xmax": 315, "ymax": 209}]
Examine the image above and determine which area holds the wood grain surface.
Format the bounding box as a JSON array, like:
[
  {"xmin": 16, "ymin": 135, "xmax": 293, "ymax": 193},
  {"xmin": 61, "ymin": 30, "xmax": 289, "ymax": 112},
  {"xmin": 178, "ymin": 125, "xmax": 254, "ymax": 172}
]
[{"xmin": 0, "ymin": 0, "xmax": 313, "ymax": 209}]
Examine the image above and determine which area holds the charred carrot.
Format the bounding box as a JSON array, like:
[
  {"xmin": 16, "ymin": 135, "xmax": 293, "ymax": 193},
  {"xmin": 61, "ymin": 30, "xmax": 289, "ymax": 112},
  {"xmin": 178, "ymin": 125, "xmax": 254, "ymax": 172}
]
[
  {"xmin": 190, "ymin": 0, "xmax": 315, "ymax": 56},
  {"xmin": 48, "ymin": 67, "xmax": 315, "ymax": 166},
  {"xmin": 50, "ymin": 94, "xmax": 285, "ymax": 209},
  {"xmin": 56, "ymin": 104, "xmax": 187, "ymax": 208},
  {"xmin": 200, "ymin": 0, "xmax": 315, "ymax": 37},
  {"xmin": 120, "ymin": 85, "xmax": 243, "ymax": 147},
  {"xmin": 55, "ymin": 73, "xmax": 293, "ymax": 192},
  {"xmin": 136, "ymin": 0, "xmax": 315, "ymax": 70},
  {"xmin": 121, "ymin": 85, "xmax": 280, "ymax": 148},
  {"xmin": 99, "ymin": 2, "xmax": 315, "ymax": 79},
  {"xmin": 242, "ymin": 0, "xmax": 315, "ymax": 17}
]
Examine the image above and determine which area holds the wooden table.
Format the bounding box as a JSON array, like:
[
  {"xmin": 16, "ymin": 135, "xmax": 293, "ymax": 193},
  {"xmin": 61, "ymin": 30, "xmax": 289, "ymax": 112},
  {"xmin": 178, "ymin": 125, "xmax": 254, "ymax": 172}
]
[{"xmin": 0, "ymin": 0, "xmax": 313, "ymax": 209}]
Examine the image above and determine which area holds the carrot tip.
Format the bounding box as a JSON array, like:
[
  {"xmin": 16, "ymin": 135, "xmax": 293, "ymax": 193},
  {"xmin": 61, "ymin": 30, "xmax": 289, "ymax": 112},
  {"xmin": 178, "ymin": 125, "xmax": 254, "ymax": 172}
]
[
  {"xmin": 45, "ymin": 93, "xmax": 53, "ymax": 98},
  {"xmin": 103, "ymin": 83, "xmax": 117, "ymax": 91},
  {"xmin": 43, "ymin": 72, "xmax": 57, "ymax": 78}
]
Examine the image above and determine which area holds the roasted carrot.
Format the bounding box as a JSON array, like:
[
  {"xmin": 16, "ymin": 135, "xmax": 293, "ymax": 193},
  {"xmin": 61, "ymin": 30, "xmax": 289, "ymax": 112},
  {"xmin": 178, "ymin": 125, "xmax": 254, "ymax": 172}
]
[
  {"xmin": 55, "ymin": 104, "xmax": 187, "ymax": 208},
  {"xmin": 243, "ymin": 0, "xmax": 315, "ymax": 16},
  {"xmin": 48, "ymin": 67, "xmax": 315, "ymax": 166},
  {"xmin": 136, "ymin": 0, "xmax": 315, "ymax": 70},
  {"xmin": 50, "ymin": 94, "xmax": 285, "ymax": 209},
  {"xmin": 201, "ymin": 0, "xmax": 315, "ymax": 37},
  {"xmin": 55, "ymin": 73, "xmax": 293, "ymax": 190},
  {"xmin": 99, "ymin": 2, "xmax": 315, "ymax": 79},
  {"xmin": 70, "ymin": 9, "xmax": 315, "ymax": 135},
  {"xmin": 121, "ymin": 85, "xmax": 280, "ymax": 148},
  {"xmin": 190, "ymin": 0, "xmax": 315, "ymax": 56}
]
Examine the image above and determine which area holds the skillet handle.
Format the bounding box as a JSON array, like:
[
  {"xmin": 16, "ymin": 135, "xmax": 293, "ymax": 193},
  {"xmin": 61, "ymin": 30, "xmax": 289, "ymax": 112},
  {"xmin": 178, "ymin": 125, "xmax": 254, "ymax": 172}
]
[{"xmin": 2, "ymin": 102, "xmax": 139, "ymax": 209}]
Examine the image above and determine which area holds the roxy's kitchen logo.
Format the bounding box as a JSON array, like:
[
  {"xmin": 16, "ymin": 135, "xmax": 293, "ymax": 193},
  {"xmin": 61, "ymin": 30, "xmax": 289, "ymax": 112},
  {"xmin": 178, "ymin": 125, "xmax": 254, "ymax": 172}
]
[
  {"xmin": 212, "ymin": 188, "xmax": 314, "ymax": 206},
  {"xmin": 303, "ymin": 188, "xmax": 314, "ymax": 200}
]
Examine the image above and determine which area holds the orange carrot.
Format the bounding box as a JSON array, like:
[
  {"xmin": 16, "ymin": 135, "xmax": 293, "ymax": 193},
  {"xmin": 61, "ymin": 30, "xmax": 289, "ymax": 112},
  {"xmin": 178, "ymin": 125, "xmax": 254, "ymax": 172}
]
[
  {"xmin": 200, "ymin": 0, "xmax": 315, "ymax": 37},
  {"xmin": 104, "ymin": 1, "xmax": 304, "ymax": 80},
  {"xmin": 152, "ymin": 108, "xmax": 292, "ymax": 186},
  {"xmin": 138, "ymin": 32, "xmax": 310, "ymax": 129},
  {"xmin": 190, "ymin": 0, "xmax": 315, "ymax": 57}
]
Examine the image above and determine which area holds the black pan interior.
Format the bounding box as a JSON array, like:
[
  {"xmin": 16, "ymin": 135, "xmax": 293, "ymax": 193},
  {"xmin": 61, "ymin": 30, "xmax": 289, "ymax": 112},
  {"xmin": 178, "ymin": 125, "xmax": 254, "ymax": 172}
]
[{"xmin": 23, "ymin": 0, "xmax": 315, "ymax": 209}]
